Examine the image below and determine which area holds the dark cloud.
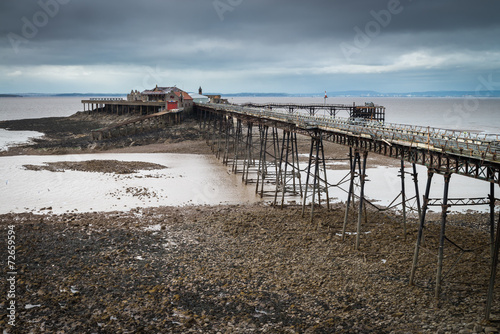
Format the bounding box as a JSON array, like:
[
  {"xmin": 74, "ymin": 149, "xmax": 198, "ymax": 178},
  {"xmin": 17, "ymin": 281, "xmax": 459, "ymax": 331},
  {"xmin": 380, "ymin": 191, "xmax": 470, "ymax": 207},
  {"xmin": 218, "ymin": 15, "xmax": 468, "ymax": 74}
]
[{"xmin": 1, "ymin": 0, "xmax": 499, "ymax": 93}]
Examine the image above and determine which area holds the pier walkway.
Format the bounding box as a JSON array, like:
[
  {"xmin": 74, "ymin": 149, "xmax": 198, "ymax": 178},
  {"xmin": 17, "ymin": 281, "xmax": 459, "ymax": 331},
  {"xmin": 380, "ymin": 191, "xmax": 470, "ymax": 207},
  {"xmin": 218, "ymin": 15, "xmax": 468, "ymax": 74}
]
[
  {"xmin": 241, "ymin": 102, "xmax": 386, "ymax": 121},
  {"xmin": 200, "ymin": 103, "xmax": 499, "ymax": 181}
]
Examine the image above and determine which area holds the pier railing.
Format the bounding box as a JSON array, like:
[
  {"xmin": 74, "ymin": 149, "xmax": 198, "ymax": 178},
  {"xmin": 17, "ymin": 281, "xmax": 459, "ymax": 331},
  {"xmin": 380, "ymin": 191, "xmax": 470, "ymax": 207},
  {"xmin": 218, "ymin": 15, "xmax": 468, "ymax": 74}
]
[
  {"xmin": 89, "ymin": 97, "xmax": 124, "ymax": 101},
  {"xmin": 208, "ymin": 103, "xmax": 499, "ymax": 162}
]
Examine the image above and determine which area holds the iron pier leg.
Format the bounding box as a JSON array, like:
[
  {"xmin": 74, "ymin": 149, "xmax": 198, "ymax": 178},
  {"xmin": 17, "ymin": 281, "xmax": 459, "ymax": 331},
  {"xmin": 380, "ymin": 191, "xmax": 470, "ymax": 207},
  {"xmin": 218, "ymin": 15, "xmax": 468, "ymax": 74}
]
[
  {"xmin": 217, "ymin": 116, "xmax": 224, "ymax": 159},
  {"xmin": 489, "ymin": 182, "xmax": 496, "ymax": 258},
  {"xmin": 320, "ymin": 136, "xmax": 330, "ymax": 211},
  {"xmin": 291, "ymin": 132, "xmax": 298, "ymax": 195},
  {"xmin": 272, "ymin": 127, "xmax": 280, "ymax": 180},
  {"xmin": 243, "ymin": 122, "xmax": 253, "ymax": 184},
  {"xmin": 435, "ymin": 173, "xmax": 451, "ymax": 298},
  {"xmin": 302, "ymin": 133, "xmax": 329, "ymax": 224},
  {"xmin": 293, "ymin": 132, "xmax": 303, "ymax": 198},
  {"xmin": 274, "ymin": 131, "xmax": 286, "ymax": 206},
  {"xmin": 410, "ymin": 169, "xmax": 434, "ymax": 286},
  {"xmin": 280, "ymin": 131, "xmax": 291, "ymax": 209},
  {"xmin": 485, "ymin": 209, "xmax": 500, "ymax": 321},
  {"xmin": 413, "ymin": 163, "xmax": 422, "ymax": 222},
  {"xmin": 232, "ymin": 119, "xmax": 242, "ymax": 173},
  {"xmin": 342, "ymin": 148, "xmax": 357, "ymax": 241},
  {"xmin": 224, "ymin": 117, "xmax": 234, "ymax": 166},
  {"xmin": 210, "ymin": 113, "xmax": 215, "ymax": 152},
  {"xmin": 255, "ymin": 125, "xmax": 266, "ymax": 196},
  {"xmin": 356, "ymin": 151, "xmax": 368, "ymax": 250},
  {"xmin": 401, "ymin": 160, "xmax": 408, "ymax": 241},
  {"xmin": 260, "ymin": 126, "xmax": 273, "ymax": 198},
  {"xmin": 302, "ymin": 136, "xmax": 315, "ymax": 218},
  {"xmin": 223, "ymin": 117, "xmax": 230, "ymax": 164},
  {"xmin": 310, "ymin": 136, "xmax": 321, "ymax": 224},
  {"xmin": 267, "ymin": 127, "xmax": 280, "ymax": 200}
]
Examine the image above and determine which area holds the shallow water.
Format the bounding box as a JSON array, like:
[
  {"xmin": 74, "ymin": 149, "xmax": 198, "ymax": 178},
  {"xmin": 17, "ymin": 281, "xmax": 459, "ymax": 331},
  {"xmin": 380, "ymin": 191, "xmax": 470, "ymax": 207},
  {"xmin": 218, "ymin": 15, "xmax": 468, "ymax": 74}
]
[
  {"xmin": 0, "ymin": 128, "xmax": 43, "ymax": 151},
  {"xmin": 1, "ymin": 152, "xmax": 495, "ymax": 214},
  {"xmin": 281, "ymin": 163, "xmax": 497, "ymax": 214},
  {"xmin": 0, "ymin": 153, "xmax": 260, "ymax": 214}
]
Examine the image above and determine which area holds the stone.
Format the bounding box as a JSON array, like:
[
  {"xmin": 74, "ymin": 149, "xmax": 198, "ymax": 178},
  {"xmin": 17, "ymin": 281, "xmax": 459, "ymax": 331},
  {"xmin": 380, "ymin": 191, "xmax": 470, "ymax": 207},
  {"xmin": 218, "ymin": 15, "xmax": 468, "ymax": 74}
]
[{"xmin": 473, "ymin": 324, "xmax": 483, "ymax": 333}]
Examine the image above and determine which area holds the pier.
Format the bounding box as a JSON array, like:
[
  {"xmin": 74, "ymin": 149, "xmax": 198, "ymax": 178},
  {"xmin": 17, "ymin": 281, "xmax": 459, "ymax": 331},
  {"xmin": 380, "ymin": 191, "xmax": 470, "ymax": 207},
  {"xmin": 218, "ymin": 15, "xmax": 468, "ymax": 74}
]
[
  {"xmin": 241, "ymin": 102, "xmax": 386, "ymax": 121},
  {"xmin": 195, "ymin": 102, "xmax": 500, "ymax": 321},
  {"xmin": 82, "ymin": 98, "xmax": 167, "ymax": 115},
  {"xmin": 82, "ymin": 95, "xmax": 188, "ymax": 140},
  {"xmin": 80, "ymin": 93, "xmax": 499, "ymax": 321}
]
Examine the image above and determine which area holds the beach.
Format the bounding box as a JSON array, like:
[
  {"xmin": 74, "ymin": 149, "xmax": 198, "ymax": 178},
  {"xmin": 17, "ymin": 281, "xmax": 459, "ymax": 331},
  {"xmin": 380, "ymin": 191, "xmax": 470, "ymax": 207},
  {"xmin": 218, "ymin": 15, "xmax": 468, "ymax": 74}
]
[
  {"xmin": 0, "ymin": 111, "xmax": 499, "ymax": 333},
  {"xmin": 1, "ymin": 202, "xmax": 498, "ymax": 333}
]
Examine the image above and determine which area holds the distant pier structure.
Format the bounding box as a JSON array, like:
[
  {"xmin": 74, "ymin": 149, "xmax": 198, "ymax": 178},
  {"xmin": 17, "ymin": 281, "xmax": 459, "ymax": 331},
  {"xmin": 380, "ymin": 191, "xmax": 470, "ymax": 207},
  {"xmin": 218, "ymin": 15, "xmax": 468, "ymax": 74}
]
[
  {"xmin": 81, "ymin": 85, "xmax": 194, "ymax": 115},
  {"xmin": 83, "ymin": 86, "xmax": 195, "ymax": 140},
  {"xmin": 241, "ymin": 101, "xmax": 385, "ymax": 121}
]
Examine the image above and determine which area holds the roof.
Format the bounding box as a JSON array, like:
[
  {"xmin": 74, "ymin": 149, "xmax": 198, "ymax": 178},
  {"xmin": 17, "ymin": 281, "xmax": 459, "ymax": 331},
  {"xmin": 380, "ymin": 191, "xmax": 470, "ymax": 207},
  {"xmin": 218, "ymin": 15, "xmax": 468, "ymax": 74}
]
[
  {"xmin": 174, "ymin": 91, "xmax": 193, "ymax": 100},
  {"xmin": 141, "ymin": 85, "xmax": 184, "ymax": 95},
  {"xmin": 189, "ymin": 93, "xmax": 209, "ymax": 99}
]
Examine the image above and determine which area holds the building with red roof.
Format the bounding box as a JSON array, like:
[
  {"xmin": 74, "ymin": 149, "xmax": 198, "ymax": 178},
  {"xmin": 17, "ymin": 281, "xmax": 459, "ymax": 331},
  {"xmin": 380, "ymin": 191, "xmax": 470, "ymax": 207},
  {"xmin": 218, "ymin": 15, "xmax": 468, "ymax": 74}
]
[{"xmin": 127, "ymin": 85, "xmax": 194, "ymax": 111}]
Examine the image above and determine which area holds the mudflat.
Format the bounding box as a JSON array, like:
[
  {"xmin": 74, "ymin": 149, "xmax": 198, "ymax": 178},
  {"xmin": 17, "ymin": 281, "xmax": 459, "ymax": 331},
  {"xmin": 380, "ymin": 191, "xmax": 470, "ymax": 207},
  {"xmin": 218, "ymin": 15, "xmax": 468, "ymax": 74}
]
[{"xmin": 1, "ymin": 204, "xmax": 498, "ymax": 333}]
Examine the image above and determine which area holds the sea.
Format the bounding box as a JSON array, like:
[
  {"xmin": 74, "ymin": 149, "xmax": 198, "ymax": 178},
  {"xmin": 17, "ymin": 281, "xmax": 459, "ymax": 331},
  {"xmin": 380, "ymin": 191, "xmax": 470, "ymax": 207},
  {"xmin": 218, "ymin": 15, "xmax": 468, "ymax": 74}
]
[{"xmin": 0, "ymin": 96, "xmax": 499, "ymax": 215}]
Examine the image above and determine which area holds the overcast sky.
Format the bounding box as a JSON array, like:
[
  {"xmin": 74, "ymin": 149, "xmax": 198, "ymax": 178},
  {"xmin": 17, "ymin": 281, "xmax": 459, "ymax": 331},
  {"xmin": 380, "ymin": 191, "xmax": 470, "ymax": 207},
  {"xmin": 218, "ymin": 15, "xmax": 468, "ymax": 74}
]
[{"xmin": 1, "ymin": 0, "xmax": 499, "ymax": 94}]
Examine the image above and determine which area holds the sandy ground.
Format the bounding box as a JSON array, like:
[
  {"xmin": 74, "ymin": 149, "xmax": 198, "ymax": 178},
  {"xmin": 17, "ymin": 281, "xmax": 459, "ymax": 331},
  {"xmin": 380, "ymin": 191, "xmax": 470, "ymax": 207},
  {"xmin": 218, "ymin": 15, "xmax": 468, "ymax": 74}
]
[{"xmin": 1, "ymin": 204, "xmax": 499, "ymax": 333}]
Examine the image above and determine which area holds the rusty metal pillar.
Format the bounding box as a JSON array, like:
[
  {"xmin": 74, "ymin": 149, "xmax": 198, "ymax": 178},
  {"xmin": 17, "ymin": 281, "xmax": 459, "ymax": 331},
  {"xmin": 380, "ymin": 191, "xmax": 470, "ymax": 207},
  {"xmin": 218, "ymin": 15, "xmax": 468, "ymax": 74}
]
[
  {"xmin": 485, "ymin": 209, "xmax": 500, "ymax": 321},
  {"xmin": 355, "ymin": 151, "xmax": 368, "ymax": 250},
  {"xmin": 400, "ymin": 160, "xmax": 408, "ymax": 241},
  {"xmin": 412, "ymin": 163, "xmax": 423, "ymax": 222},
  {"xmin": 216, "ymin": 115, "xmax": 225, "ymax": 159},
  {"xmin": 302, "ymin": 132, "xmax": 330, "ymax": 224},
  {"xmin": 208, "ymin": 112, "xmax": 215, "ymax": 148},
  {"xmin": 435, "ymin": 173, "xmax": 451, "ymax": 298},
  {"xmin": 489, "ymin": 182, "xmax": 496, "ymax": 258},
  {"xmin": 255, "ymin": 124, "xmax": 268, "ymax": 196},
  {"xmin": 302, "ymin": 133, "xmax": 317, "ymax": 218},
  {"xmin": 275, "ymin": 130, "xmax": 291, "ymax": 208},
  {"xmin": 232, "ymin": 118, "xmax": 243, "ymax": 173},
  {"xmin": 410, "ymin": 169, "xmax": 435, "ymax": 286},
  {"xmin": 342, "ymin": 148, "xmax": 358, "ymax": 241},
  {"xmin": 272, "ymin": 127, "xmax": 280, "ymax": 182},
  {"xmin": 223, "ymin": 116, "xmax": 233, "ymax": 165},
  {"xmin": 242, "ymin": 122, "xmax": 254, "ymax": 184},
  {"xmin": 274, "ymin": 130, "xmax": 302, "ymax": 208},
  {"xmin": 291, "ymin": 132, "xmax": 302, "ymax": 197}
]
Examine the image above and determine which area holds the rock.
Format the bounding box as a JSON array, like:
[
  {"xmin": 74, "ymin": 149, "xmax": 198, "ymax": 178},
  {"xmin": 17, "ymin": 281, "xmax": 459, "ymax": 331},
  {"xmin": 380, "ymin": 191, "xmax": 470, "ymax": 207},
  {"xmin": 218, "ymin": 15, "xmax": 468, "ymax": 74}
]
[
  {"xmin": 484, "ymin": 327, "xmax": 499, "ymax": 334},
  {"xmin": 473, "ymin": 324, "xmax": 484, "ymax": 333}
]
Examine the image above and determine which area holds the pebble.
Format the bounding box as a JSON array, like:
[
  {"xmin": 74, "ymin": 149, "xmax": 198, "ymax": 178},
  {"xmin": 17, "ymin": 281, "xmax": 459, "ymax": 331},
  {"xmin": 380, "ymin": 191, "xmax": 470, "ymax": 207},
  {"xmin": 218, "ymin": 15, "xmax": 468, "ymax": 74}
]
[{"xmin": 1, "ymin": 203, "xmax": 498, "ymax": 333}]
